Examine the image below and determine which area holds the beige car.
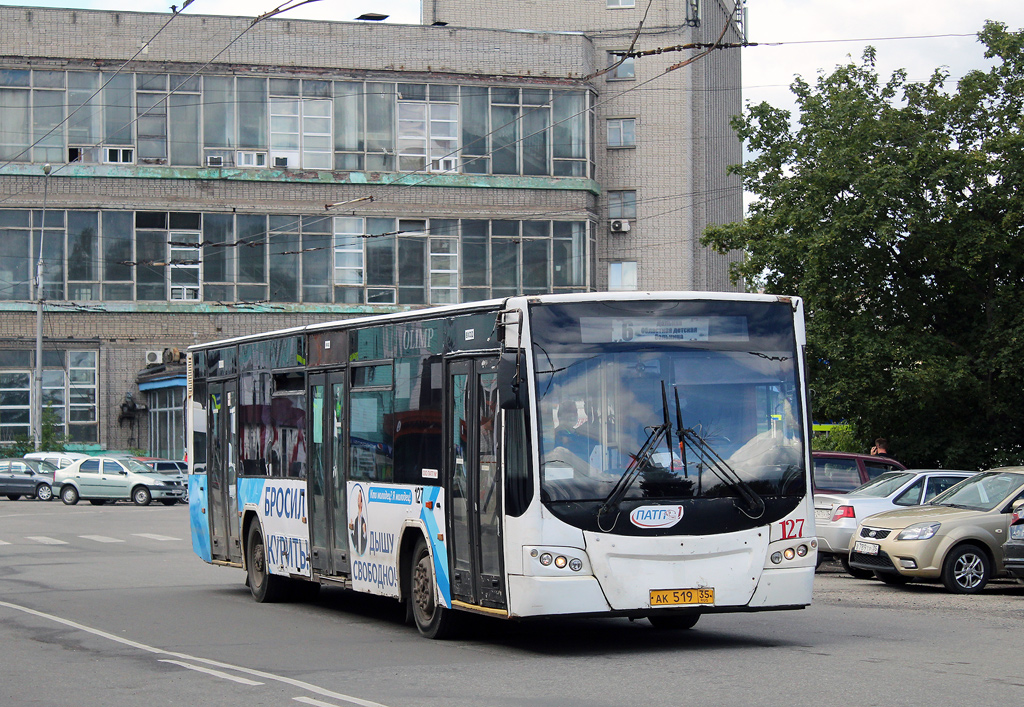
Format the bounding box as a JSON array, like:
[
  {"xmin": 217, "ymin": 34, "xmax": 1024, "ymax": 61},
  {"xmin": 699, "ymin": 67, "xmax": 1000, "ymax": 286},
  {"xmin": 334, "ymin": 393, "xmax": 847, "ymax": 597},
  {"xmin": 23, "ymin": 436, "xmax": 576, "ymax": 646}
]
[{"xmin": 847, "ymin": 468, "xmax": 1024, "ymax": 594}]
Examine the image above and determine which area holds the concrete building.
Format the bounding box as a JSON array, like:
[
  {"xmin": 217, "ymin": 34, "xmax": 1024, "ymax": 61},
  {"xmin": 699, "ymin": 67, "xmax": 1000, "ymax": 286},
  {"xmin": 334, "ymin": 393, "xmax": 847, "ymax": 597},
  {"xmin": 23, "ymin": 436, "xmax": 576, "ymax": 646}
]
[{"xmin": 0, "ymin": 1, "xmax": 744, "ymax": 456}]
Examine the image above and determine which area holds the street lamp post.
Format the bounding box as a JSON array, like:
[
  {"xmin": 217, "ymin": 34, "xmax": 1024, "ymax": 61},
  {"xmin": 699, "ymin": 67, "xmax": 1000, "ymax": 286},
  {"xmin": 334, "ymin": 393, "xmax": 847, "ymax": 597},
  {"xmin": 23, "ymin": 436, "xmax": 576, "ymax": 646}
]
[{"xmin": 33, "ymin": 163, "xmax": 51, "ymax": 451}]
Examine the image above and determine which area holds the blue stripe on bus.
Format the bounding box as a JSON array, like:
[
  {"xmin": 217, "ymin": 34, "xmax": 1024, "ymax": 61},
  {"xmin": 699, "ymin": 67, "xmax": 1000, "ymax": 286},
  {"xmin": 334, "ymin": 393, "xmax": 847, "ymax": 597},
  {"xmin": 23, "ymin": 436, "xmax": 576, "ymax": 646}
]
[
  {"xmin": 419, "ymin": 485, "xmax": 451, "ymax": 608},
  {"xmin": 238, "ymin": 477, "xmax": 266, "ymax": 512},
  {"xmin": 189, "ymin": 474, "xmax": 211, "ymax": 562}
]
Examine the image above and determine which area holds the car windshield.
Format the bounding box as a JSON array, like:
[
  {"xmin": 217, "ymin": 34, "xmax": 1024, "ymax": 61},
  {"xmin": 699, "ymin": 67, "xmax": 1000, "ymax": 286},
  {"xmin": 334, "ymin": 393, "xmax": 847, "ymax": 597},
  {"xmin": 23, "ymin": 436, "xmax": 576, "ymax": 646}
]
[
  {"xmin": 122, "ymin": 458, "xmax": 157, "ymax": 474},
  {"xmin": 929, "ymin": 471, "xmax": 1024, "ymax": 511},
  {"xmin": 531, "ymin": 300, "xmax": 805, "ymax": 504},
  {"xmin": 849, "ymin": 472, "xmax": 915, "ymax": 498},
  {"xmin": 29, "ymin": 460, "xmax": 58, "ymax": 473}
]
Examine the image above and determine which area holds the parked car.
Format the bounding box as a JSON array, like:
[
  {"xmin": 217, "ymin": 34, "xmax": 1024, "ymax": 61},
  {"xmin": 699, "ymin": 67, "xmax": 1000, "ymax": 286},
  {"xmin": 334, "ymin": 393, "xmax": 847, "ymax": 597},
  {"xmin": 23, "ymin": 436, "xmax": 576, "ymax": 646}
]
[
  {"xmin": 812, "ymin": 451, "xmax": 906, "ymax": 494},
  {"xmin": 23, "ymin": 451, "xmax": 89, "ymax": 469},
  {"xmin": 54, "ymin": 456, "xmax": 186, "ymax": 506},
  {"xmin": 136, "ymin": 458, "xmax": 189, "ymax": 503},
  {"xmin": 848, "ymin": 468, "xmax": 1024, "ymax": 593},
  {"xmin": 1003, "ymin": 500, "xmax": 1024, "ymax": 581},
  {"xmin": 815, "ymin": 469, "xmax": 975, "ymax": 577},
  {"xmin": 0, "ymin": 458, "xmax": 57, "ymax": 501}
]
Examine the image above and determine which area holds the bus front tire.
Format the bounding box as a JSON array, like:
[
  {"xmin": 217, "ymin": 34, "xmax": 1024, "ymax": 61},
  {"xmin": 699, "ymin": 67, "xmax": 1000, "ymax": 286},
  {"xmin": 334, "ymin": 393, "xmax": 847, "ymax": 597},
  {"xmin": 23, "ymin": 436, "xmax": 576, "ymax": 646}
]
[
  {"xmin": 410, "ymin": 537, "xmax": 457, "ymax": 639},
  {"xmin": 247, "ymin": 522, "xmax": 286, "ymax": 603},
  {"xmin": 647, "ymin": 613, "xmax": 700, "ymax": 630}
]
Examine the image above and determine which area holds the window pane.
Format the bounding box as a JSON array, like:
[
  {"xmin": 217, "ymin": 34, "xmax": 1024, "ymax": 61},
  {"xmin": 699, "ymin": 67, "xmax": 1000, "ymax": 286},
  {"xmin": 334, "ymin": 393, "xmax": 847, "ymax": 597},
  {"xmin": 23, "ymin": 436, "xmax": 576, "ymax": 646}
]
[
  {"xmin": 237, "ymin": 78, "xmax": 267, "ymax": 149},
  {"xmin": 203, "ymin": 76, "xmax": 235, "ymax": 148}
]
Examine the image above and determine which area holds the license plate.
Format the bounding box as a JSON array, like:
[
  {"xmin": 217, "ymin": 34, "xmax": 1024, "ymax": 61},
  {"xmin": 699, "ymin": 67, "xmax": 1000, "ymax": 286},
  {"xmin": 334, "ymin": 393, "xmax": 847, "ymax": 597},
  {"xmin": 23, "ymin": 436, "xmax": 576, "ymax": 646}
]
[
  {"xmin": 814, "ymin": 508, "xmax": 830, "ymax": 521},
  {"xmin": 650, "ymin": 588, "xmax": 714, "ymax": 606},
  {"xmin": 853, "ymin": 541, "xmax": 879, "ymax": 556}
]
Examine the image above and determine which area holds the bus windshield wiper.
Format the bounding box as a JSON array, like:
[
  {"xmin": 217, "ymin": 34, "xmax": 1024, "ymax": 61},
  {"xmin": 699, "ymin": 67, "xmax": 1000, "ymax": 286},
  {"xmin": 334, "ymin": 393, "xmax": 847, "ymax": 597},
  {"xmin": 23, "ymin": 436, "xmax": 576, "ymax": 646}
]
[{"xmin": 674, "ymin": 390, "xmax": 765, "ymax": 519}]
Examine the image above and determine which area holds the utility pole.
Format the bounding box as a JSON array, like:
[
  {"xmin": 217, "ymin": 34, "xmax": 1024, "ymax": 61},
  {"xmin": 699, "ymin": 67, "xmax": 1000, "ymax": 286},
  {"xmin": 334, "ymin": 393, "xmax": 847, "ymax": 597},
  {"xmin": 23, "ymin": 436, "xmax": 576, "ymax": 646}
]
[{"xmin": 33, "ymin": 163, "xmax": 51, "ymax": 451}]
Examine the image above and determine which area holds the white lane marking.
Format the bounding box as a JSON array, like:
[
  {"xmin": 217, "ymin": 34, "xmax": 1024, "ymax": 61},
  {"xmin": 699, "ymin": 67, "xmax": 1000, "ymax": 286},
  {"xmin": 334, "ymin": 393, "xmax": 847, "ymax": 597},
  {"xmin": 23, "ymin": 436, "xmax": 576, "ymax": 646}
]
[
  {"xmin": 295, "ymin": 697, "xmax": 344, "ymax": 707},
  {"xmin": 25, "ymin": 536, "xmax": 68, "ymax": 545},
  {"xmin": 0, "ymin": 599, "xmax": 392, "ymax": 707},
  {"xmin": 159, "ymin": 659, "xmax": 264, "ymax": 686},
  {"xmin": 0, "ymin": 540, "xmax": 10, "ymax": 545},
  {"xmin": 79, "ymin": 535, "xmax": 125, "ymax": 543},
  {"xmin": 131, "ymin": 533, "xmax": 180, "ymax": 541}
]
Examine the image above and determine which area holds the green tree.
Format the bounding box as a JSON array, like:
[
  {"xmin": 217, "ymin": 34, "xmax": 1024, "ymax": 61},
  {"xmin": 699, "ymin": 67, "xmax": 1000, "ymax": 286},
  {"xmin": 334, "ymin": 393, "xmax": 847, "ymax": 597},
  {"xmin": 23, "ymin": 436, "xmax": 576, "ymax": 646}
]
[{"xmin": 703, "ymin": 22, "xmax": 1024, "ymax": 469}]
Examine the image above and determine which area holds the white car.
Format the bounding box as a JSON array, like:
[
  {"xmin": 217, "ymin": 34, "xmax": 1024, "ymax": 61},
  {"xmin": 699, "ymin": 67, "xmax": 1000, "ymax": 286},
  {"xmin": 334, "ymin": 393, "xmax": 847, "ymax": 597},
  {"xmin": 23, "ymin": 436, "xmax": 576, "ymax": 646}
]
[
  {"xmin": 24, "ymin": 451, "xmax": 89, "ymax": 469},
  {"xmin": 814, "ymin": 470, "xmax": 975, "ymax": 577},
  {"xmin": 54, "ymin": 456, "xmax": 186, "ymax": 506}
]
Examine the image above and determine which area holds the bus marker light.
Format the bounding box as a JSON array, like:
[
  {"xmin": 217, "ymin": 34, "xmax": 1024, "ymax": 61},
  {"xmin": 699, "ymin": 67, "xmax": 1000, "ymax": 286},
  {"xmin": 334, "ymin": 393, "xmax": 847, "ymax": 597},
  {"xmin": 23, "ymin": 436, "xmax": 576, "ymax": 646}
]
[
  {"xmin": 554, "ymin": 556, "xmax": 567, "ymax": 569},
  {"xmin": 437, "ymin": 534, "xmax": 444, "ymax": 541},
  {"xmin": 530, "ymin": 549, "xmax": 539, "ymax": 557},
  {"xmin": 425, "ymin": 501, "xmax": 433, "ymax": 509}
]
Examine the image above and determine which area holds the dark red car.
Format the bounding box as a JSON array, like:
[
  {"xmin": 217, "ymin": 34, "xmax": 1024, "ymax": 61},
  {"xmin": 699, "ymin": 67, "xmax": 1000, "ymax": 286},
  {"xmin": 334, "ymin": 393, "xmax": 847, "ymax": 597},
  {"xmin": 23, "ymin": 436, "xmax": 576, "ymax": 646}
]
[{"xmin": 812, "ymin": 451, "xmax": 906, "ymax": 494}]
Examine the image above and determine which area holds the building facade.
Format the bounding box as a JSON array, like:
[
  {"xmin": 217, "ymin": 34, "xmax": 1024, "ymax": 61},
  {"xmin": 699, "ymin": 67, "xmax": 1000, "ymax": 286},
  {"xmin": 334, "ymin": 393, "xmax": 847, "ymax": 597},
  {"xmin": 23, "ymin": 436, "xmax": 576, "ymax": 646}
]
[{"xmin": 0, "ymin": 2, "xmax": 743, "ymax": 455}]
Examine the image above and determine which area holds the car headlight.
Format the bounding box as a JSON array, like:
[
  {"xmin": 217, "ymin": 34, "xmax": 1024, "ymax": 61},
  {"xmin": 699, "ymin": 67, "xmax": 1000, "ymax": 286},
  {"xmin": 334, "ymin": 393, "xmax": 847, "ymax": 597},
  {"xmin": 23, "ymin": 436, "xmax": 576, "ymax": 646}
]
[{"xmin": 897, "ymin": 522, "xmax": 941, "ymax": 541}]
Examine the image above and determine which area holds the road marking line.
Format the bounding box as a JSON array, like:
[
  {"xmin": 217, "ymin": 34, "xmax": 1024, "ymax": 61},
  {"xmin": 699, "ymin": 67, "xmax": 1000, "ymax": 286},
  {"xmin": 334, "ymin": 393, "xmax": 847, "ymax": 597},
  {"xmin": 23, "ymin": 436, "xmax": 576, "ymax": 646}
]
[
  {"xmin": 159, "ymin": 659, "xmax": 263, "ymax": 686},
  {"xmin": 0, "ymin": 599, "xmax": 392, "ymax": 707},
  {"xmin": 79, "ymin": 535, "xmax": 125, "ymax": 543},
  {"xmin": 25, "ymin": 536, "xmax": 68, "ymax": 545},
  {"xmin": 0, "ymin": 540, "xmax": 10, "ymax": 545},
  {"xmin": 131, "ymin": 533, "xmax": 180, "ymax": 541},
  {"xmin": 295, "ymin": 697, "xmax": 344, "ymax": 707}
]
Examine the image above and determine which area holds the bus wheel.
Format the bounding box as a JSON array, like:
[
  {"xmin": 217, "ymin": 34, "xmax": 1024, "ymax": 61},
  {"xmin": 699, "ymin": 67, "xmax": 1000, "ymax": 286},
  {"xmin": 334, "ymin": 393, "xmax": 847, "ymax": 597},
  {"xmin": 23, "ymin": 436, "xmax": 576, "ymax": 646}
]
[
  {"xmin": 246, "ymin": 522, "xmax": 286, "ymax": 603},
  {"xmin": 647, "ymin": 613, "xmax": 700, "ymax": 630},
  {"xmin": 410, "ymin": 537, "xmax": 457, "ymax": 639}
]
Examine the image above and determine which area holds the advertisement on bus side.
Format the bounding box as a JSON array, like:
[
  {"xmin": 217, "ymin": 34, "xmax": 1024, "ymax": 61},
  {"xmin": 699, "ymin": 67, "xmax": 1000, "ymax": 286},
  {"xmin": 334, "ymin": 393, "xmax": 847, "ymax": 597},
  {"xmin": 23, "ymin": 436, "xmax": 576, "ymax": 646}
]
[{"xmin": 239, "ymin": 477, "xmax": 311, "ymax": 578}]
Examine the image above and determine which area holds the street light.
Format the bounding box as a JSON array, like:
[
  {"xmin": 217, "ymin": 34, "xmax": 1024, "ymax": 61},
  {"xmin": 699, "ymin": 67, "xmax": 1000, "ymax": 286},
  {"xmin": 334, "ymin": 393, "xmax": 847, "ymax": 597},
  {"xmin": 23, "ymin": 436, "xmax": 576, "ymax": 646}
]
[{"xmin": 33, "ymin": 163, "xmax": 51, "ymax": 451}]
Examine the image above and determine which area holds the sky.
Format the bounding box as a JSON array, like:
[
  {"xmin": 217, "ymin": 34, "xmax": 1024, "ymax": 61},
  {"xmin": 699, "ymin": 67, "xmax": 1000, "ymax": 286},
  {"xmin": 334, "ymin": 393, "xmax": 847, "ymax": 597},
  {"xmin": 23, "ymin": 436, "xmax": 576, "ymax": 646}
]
[{"xmin": 11, "ymin": 0, "xmax": 1024, "ymax": 121}]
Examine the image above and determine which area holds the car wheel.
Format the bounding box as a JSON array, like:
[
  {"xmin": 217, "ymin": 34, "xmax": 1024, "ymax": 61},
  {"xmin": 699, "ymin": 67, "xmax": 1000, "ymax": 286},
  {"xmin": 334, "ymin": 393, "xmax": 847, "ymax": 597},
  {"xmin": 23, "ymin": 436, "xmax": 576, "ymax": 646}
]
[
  {"xmin": 648, "ymin": 613, "xmax": 701, "ymax": 630},
  {"xmin": 841, "ymin": 555, "xmax": 875, "ymax": 580},
  {"xmin": 6, "ymin": 494, "xmax": 21, "ymax": 501},
  {"xmin": 410, "ymin": 536, "xmax": 458, "ymax": 639},
  {"xmin": 875, "ymin": 571, "xmax": 909, "ymax": 586},
  {"xmin": 60, "ymin": 485, "xmax": 79, "ymax": 505},
  {"xmin": 942, "ymin": 543, "xmax": 990, "ymax": 594},
  {"xmin": 159, "ymin": 499, "xmax": 177, "ymax": 506},
  {"xmin": 246, "ymin": 522, "xmax": 286, "ymax": 603},
  {"xmin": 35, "ymin": 484, "xmax": 52, "ymax": 501},
  {"xmin": 132, "ymin": 486, "xmax": 152, "ymax": 506}
]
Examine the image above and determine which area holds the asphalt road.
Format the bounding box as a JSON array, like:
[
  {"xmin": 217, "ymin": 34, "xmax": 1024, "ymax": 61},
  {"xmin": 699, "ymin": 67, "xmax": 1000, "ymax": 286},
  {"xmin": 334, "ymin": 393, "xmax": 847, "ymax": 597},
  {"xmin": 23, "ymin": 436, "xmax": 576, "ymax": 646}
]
[{"xmin": 1, "ymin": 498, "xmax": 1023, "ymax": 707}]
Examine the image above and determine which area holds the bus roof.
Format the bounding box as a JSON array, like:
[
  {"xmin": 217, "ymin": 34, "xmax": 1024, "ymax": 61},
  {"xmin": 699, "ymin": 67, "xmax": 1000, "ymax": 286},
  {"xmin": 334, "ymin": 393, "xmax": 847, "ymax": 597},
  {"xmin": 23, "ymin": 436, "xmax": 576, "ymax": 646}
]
[{"xmin": 186, "ymin": 291, "xmax": 798, "ymax": 352}]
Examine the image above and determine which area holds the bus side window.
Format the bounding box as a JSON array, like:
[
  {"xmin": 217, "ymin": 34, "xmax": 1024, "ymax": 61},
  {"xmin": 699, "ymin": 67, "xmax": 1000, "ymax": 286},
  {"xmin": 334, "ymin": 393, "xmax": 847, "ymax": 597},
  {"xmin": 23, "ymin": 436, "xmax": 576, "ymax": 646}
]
[{"xmin": 505, "ymin": 407, "xmax": 533, "ymax": 517}]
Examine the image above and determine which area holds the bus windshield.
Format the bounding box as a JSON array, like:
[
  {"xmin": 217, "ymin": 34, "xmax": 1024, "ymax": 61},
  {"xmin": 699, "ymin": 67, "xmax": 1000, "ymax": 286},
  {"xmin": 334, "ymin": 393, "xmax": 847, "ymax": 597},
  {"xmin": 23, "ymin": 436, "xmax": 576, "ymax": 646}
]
[{"xmin": 531, "ymin": 300, "xmax": 806, "ymax": 505}]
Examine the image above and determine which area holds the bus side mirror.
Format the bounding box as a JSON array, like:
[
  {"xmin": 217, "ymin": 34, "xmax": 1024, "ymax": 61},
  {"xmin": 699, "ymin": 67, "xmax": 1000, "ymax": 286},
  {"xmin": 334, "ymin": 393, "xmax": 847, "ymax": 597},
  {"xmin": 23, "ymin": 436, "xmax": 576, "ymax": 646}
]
[{"xmin": 497, "ymin": 351, "xmax": 525, "ymax": 410}]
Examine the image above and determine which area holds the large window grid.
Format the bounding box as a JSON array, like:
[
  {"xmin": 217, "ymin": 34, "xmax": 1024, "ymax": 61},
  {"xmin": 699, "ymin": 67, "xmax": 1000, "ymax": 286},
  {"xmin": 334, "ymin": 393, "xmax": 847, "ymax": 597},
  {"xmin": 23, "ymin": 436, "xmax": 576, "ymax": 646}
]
[
  {"xmin": 0, "ymin": 349, "xmax": 98, "ymax": 443},
  {"xmin": 147, "ymin": 386, "xmax": 185, "ymax": 459},
  {"xmin": 0, "ymin": 70, "xmax": 591, "ymax": 178},
  {"xmin": 2, "ymin": 210, "xmax": 591, "ymax": 305}
]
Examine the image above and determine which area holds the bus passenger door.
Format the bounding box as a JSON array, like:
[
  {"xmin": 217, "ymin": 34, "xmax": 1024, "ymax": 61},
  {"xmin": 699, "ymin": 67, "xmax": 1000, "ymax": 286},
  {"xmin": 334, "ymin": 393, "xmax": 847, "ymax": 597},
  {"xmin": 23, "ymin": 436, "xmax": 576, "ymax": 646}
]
[
  {"xmin": 308, "ymin": 370, "xmax": 349, "ymax": 575},
  {"xmin": 208, "ymin": 380, "xmax": 240, "ymax": 563},
  {"xmin": 447, "ymin": 358, "xmax": 506, "ymax": 610}
]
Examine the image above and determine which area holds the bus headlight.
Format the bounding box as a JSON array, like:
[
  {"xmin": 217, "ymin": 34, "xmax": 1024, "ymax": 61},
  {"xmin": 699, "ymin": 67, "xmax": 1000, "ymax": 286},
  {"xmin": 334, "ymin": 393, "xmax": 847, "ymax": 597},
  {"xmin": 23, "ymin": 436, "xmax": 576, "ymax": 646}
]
[
  {"xmin": 539, "ymin": 552, "xmax": 553, "ymax": 566},
  {"xmin": 771, "ymin": 552, "xmax": 783, "ymax": 564}
]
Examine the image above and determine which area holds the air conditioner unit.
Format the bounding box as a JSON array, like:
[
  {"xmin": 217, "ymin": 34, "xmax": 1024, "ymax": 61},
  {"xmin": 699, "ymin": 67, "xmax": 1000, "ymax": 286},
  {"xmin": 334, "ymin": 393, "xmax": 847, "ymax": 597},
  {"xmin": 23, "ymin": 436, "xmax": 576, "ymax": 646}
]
[
  {"xmin": 206, "ymin": 155, "xmax": 224, "ymax": 167},
  {"xmin": 273, "ymin": 155, "xmax": 290, "ymax": 168},
  {"xmin": 145, "ymin": 350, "xmax": 163, "ymax": 366},
  {"xmin": 610, "ymin": 219, "xmax": 631, "ymax": 233}
]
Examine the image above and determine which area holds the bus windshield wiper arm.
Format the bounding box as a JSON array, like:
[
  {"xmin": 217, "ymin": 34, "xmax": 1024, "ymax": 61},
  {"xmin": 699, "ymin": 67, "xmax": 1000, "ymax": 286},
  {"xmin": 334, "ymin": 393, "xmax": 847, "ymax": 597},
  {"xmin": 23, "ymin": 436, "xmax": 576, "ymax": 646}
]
[
  {"xmin": 598, "ymin": 421, "xmax": 669, "ymax": 524},
  {"xmin": 677, "ymin": 424, "xmax": 765, "ymax": 519}
]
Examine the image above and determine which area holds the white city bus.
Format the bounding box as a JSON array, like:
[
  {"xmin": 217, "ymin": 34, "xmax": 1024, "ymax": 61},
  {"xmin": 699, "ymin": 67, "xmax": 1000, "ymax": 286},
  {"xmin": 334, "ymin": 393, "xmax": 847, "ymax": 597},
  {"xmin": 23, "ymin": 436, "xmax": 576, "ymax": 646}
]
[{"xmin": 187, "ymin": 292, "xmax": 815, "ymax": 637}]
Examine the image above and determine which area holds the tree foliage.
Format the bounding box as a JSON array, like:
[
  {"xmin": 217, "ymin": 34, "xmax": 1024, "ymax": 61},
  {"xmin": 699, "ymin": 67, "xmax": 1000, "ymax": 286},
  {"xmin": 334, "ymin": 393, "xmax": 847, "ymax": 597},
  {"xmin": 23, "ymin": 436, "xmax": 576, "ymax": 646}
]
[{"xmin": 703, "ymin": 23, "xmax": 1024, "ymax": 469}]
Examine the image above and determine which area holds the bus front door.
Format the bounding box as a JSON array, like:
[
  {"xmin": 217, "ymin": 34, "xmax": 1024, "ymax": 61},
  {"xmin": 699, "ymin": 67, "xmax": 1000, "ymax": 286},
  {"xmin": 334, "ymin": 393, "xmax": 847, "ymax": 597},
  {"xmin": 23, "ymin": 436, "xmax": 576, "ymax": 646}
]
[
  {"xmin": 447, "ymin": 358, "xmax": 506, "ymax": 610},
  {"xmin": 208, "ymin": 380, "xmax": 241, "ymax": 563},
  {"xmin": 308, "ymin": 370, "xmax": 349, "ymax": 575}
]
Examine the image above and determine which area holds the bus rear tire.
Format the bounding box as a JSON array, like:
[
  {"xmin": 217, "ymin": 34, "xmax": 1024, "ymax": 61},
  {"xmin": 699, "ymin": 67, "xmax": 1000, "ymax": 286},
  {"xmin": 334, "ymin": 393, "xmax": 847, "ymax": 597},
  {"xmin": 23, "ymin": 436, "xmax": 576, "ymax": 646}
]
[
  {"xmin": 247, "ymin": 522, "xmax": 286, "ymax": 603},
  {"xmin": 410, "ymin": 537, "xmax": 457, "ymax": 639},
  {"xmin": 647, "ymin": 613, "xmax": 700, "ymax": 630}
]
